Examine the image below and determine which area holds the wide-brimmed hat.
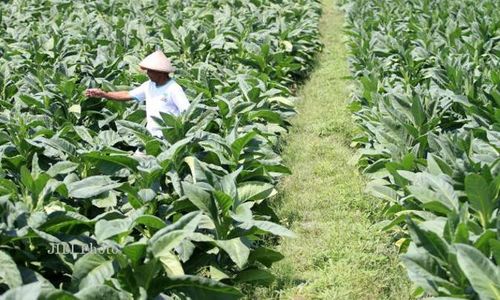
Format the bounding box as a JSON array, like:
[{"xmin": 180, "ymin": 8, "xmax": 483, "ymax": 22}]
[{"xmin": 139, "ymin": 50, "xmax": 176, "ymax": 73}]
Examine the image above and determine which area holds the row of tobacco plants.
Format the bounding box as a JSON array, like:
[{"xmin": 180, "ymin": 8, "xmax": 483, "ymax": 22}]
[
  {"xmin": 343, "ymin": 0, "xmax": 499, "ymax": 298},
  {"xmin": 0, "ymin": 0, "xmax": 322, "ymax": 298}
]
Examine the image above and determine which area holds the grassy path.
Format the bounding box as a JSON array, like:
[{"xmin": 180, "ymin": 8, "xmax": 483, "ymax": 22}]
[{"xmin": 250, "ymin": 1, "xmax": 411, "ymax": 299}]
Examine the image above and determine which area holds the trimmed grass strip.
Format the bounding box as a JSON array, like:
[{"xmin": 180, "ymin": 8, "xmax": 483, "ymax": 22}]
[{"xmin": 248, "ymin": 1, "xmax": 411, "ymax": 299}]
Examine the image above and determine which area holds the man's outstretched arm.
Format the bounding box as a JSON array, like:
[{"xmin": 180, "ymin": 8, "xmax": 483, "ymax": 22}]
[{"xmin": 85, "ymin": 88, "xmax": 133, "ymax": 101}]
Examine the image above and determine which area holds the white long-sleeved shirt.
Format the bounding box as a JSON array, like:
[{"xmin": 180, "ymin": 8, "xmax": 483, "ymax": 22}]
[{"xmin": 129, "ymin": 79, "xmax": 190, "ymax": 137}]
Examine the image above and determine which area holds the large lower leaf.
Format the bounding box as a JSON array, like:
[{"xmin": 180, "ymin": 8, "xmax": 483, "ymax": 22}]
[
  {"xmin": 407, "ymin": 218, "xmax": 449, "ymax": 264},
  {"xmin": 248, "ymin": 247, "xmax": 284, "ymax": 268},
  {"xmin": 72, "ymin": 253, "xmax": 119, "ymax": 290},
  {"xmin": 401, "ymin": 255, "xmax": 460, "ymax": 296},
  {"xmin": 0, "ymin": 282, "xmax": 41, "ymax": 300},
  {"xmin": 455, "ymin": 244, "xmax": 500, "ymax": 300},
  {"xmin": 0, "ymin": 250, "xmax": 22, "ymax": 289}
]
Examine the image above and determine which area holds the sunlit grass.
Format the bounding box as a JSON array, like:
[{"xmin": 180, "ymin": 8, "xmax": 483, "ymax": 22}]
[{"xmin": 246, "ymin": 1, "xmax": 412, "ymax": 299}]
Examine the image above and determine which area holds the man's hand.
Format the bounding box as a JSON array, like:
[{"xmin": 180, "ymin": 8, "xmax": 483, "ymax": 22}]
[
  {"xmin": 85, "ymin": 89, "xmax": 132, "ymax": 102},
  {"xmin": 85, "ymin": 88, "xmax": 107, "ymax": 98}
]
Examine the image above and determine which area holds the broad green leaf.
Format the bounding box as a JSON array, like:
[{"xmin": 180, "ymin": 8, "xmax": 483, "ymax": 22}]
[
  {"xmin": 237, "ymin": 181, "xmax": 275, "ymax": 203},
  {"xmin": 491, "ymin": 239, "xmax": 500, "ymax": 263},
  {"xmin": 453, "ymin": 223, "xmax": 469, "ymax": 244},
  {"xmin": 0, "ymin": 250, "xmax": 22, "ymax": 289},
  {"xmin": 82, "ymin": 152, "xmax": 139, "ymax": 172},
  {"xmin": 181, "ymin": 182, "xmax": 215, "ymax": 216},
  {"xmin": 231, "ymin": 202, "xmax": 254, "ymax": 222},
  {"xmin": 31, "ymin": 137, "xmax": 77, "ymax": 157},
  {"xmin": 19, "ymin": 95, "xmax": 43, "ymax": 109},
  {"xmin": 0, "ymin": 179, "xmax": 18, "ymax": 195},
  {"xmin": 123, "ymin": 242, "xmax": 146, "ymax": 264},
  {"xmin": 248, "ymin": 247, "xmax": 284, "ymax": 267},
  {"xmin": 408, "ymin": 185, "xmax": 455, "ymax": 214},
  {"xmin": 94, "ymin": 218, "xmax": 130, "ymax": 242},
  {"xmin": 411, "ymin": 96, "xmax": 425, "ymax": 127},
  {"xmin": 401, "ymin": 256, "xmax": 460, "ymax": 295},
  {"xmin": 465, "ymin": 174, "xmax": 494, "ymax": 227},
  {"xmin": 210, "ymin": 264, "xmax": 230, "ymax": 281},
  {"xmin": 97, "ymin": 130, "xmax": 122, "ymax": 147},
  {"xmin": 365, "ymin": 181, "xmax": 399, "ymax": 202},
  {"xmin": 133, "ymin": 215, "xmax": 166, "ymax": 230},
  {"xmin": 40, "ymin": 211, "xmax": 90, "ymax": 232},
  {"xmin": 248, "ymin": 110, "xmax": 282, "ymax": 124},
  {"xmin": 67, "ymin": 176, "xmax": 122, "ymax": 199},
  {"xmin": 20, "ymin": 166, "xmax": 34, "ymax": 190},
  {"xmin": 79, "ymin": 259, "xmax": 120, "ymax": 289},
  {"xmin": 159, "ymin": 252, "xmax": 185, "ymax": 276},
  {"xmin": 231, "ymin": 131, "xmax": 257, "ymax": 161},
  {"xmin": 149, "ymin": 230, "xmax": 187, "ymax": 258},
  {"xmin": 407, "ymin": 218, "xmax": 449, "ymax": 264},
  {"xmin": 137, "ymin": 189, "xmax": 156, "ymax": 202},
  {"xmin": 74, "ymin": 126, "xmax": 94, "ymax": 144},
  {"xmin": 92, "ymin": 191, "xmax": 118, "ymax": 208},
  {"xmin": 220, "ymin": 171, "xmax": 239, "ymax": 200},
  {"xmin": 157, "ymin": 136, "xmax": 193, "ymax": 162},
  {"xmin": 183, "ymin": 157, "xmax": 216, "ymax": 184},
  {"xmin": 213, "ymin": 191, "xmax": 233, "ymax": 214},
  {"xmin": 162, "ymin": 211, "xmax": 203, "ymax": 233},
  {"xmin": 238, "ymin": 220, "xmax": 295, "ymax": 238},
  {"xmin": 455, "ymin": 244, "xmax": 500, "ymax": 300},
  {"xmin": 0, "ymin": 281, "xmax": 41, "ymax": 300},
  {"xmin": 68, "ymin": 104, "xmax": 81, "ymax": 117},
  {"xmin": 177, "ymin": 240, "xmax": 196, "ymax": 263},
  {"xmin": 134, "ymin": 259, "xmax": 160, "ymax": 290},
  {"xmin": 234, "ymin": 268, "xmax": 275, "ymax": 284},
  {"xmin": 215, "ymin": 238, "xmax": 250, "ymax": 269},
  {"xmin": 474, "ymin": 230, "xmax": 496, "ymax": 255},
  {"xmin": 72, "ymin": 253, "xmax": 106, "ymax": 285},
  {"xmin": 46, "ymin": 161, "xmax": 79, "ymax": 177}
]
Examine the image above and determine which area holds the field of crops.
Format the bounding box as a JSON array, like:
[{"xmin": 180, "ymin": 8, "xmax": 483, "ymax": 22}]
[
  {"xmin": 2, "ymin": 0, "xmax": 499, "ymax": 299},
  {"xmin": 0, "ymin": 0, "xmax": 322, "ymax": 298},
  {"xmin": 344, "ymin": 0, "xmax": 499, "ymax": 298}
]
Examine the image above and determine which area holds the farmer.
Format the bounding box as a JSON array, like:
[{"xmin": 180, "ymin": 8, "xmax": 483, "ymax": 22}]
[{"xmin": 85, "ymin": 50, "xmax": 190, "ymax": 138}]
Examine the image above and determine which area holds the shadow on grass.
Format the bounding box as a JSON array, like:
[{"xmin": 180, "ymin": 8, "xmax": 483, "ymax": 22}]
[
  {"xmin": 241, "ymin": 276, "xmax": 309, "ymax": 300},
  {"xmin": 238, "ymin": 182, "xmax": 307, "ymax": 298}
]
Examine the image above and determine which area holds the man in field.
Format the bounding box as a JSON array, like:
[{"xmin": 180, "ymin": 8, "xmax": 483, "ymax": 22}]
[{"xmin": 85, "ymin": 50, "xmax": 190, "ymax": 138}]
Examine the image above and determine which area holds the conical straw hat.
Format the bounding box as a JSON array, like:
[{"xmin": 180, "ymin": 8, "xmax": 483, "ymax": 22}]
[{"xmin": 139, "ymin": 50, "xmax": 176, "ymax": 73}]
